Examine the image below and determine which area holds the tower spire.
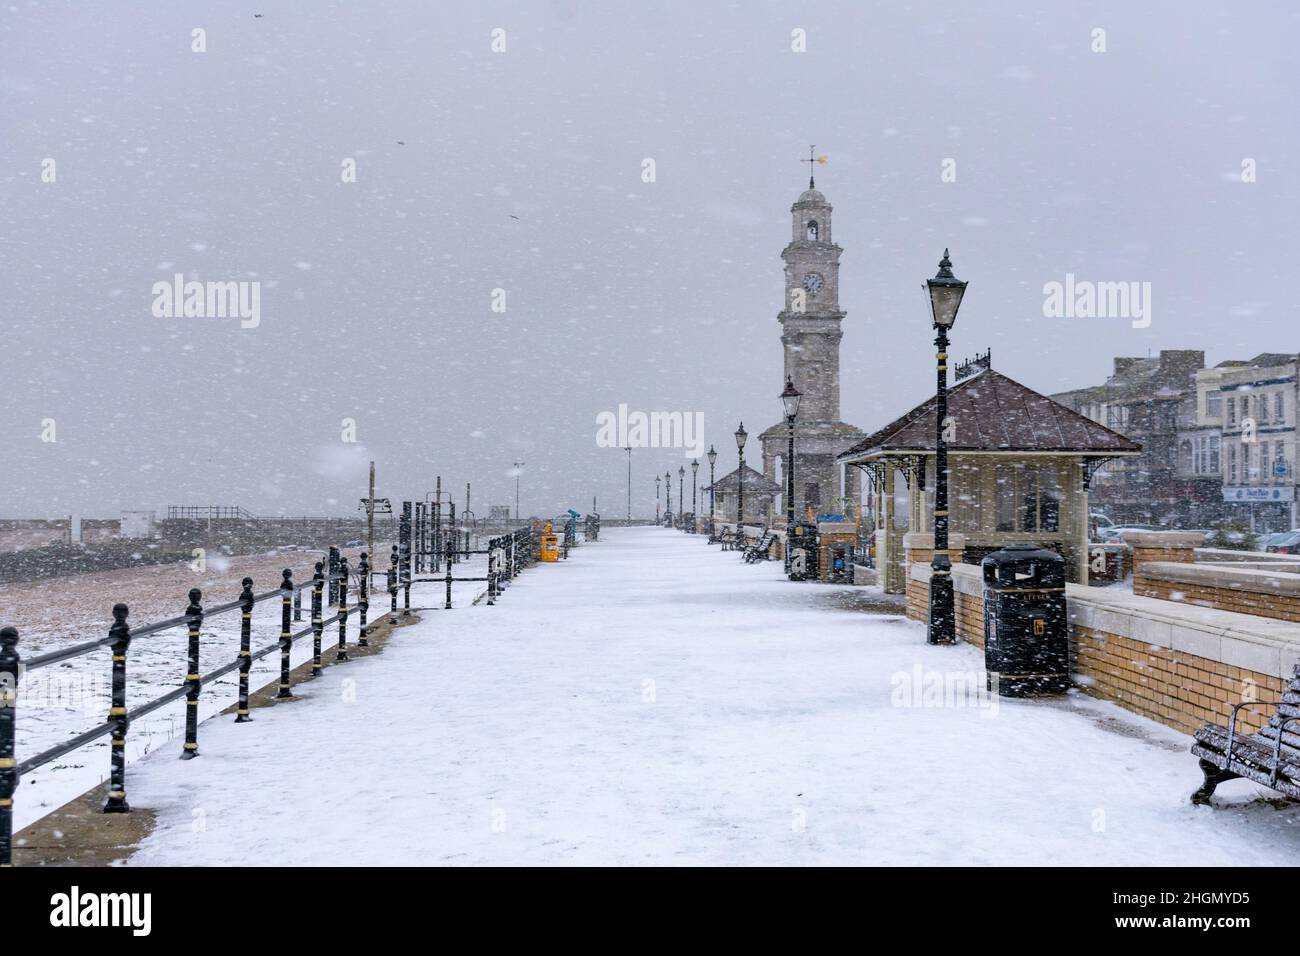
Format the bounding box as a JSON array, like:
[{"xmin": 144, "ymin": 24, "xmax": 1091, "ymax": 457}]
[{"xmin": 800, "ymin": 145, "xmax": 827, "ymax": 190}]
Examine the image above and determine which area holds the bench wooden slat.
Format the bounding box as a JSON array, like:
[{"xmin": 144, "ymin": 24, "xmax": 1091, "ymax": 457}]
[
  {"xmin": 1193, "ymin": 725, "xmax": 1300, "ymax": 781},
  {"xmin": 1191, "ymin": 742, "xmax": 1300, "ymax": 799}
]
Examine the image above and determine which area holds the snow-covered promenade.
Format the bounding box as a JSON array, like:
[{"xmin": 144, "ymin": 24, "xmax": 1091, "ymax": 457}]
[{"xmin": 125, "ymin": 527, "xmax": 1300, "ymax": 865}]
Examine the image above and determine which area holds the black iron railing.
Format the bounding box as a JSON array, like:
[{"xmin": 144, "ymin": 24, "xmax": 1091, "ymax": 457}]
[{"xmin": 0, "ymin": 525, "xmax": 539, "ymax": 867}]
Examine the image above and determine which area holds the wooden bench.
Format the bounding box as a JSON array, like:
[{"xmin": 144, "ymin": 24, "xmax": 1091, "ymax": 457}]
[
  {"xmin": 1189, "ymin": 661, "xmax": 1300, "ymax": 803},
  {"xmin": 718, "ymin": 529, "xmax": 736, "ymax": 551},
  {"xmin": 742, "ymin": 530, "xmax": 776, "ymax": 563}
]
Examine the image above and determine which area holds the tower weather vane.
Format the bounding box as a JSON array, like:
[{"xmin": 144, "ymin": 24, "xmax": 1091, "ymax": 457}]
[{"xmin": 801, "ymin": 145, "xmax": 828, "ymax": 189}]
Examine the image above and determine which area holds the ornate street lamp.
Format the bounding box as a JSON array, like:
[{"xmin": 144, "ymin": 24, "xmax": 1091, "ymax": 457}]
[
  {"xmin": 655, "ymin": 474, "xmax": 661, "ymax": 524},
  {"xmin": 735, "ymin": 422, "xmax": 748, "ymax": 535},
  {"xmin": 678, "ymin": 466, "xmax": 685, "ymax": 531},
  {"xmin": 780, "ymin": 376, "xmax": 802, "ymax": 567},
  {"xmin": 707, "ymin": 445, "xmax": 718, "ymax": 542},
  {"xmin": 691, "ymin": 458, "xmax": 699, "ymax": 533},
  {"xmin": 664, "ymin": 470, "xmax": 672, "ymax": 527},
  {"xmin": 925, "ymin": 248, "xmax": 968, "ymax": 645}
]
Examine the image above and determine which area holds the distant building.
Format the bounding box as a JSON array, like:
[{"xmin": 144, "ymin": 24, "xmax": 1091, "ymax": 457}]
[
  {"xmin": 1051, "ymin": 350, "xmax": 1220, "ymax": 528},
  {"xmin": 1197, "ymin": 353, "xmax": 1299, "ymax": 532},
  {"xmin": 704, "ymin": 465, "xmax": 782, "ymax": 525}
]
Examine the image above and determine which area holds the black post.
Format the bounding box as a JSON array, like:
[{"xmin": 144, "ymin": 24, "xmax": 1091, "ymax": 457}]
[
  {"xmin": 103, "ymin": 603, "xmax": 131, "ymax": 813},
  {"xmin": 311, "ymin": 562, "xmax": 325, "ymax": 677},
  {"xmin": 236, "ymin": 577, "xmax": 253, "ymax": 721},
  {"xmin": 786, "ymin": 415, "xmax": 796, "ymax": 571},
  {"xmin": 358, "ymin": 552, "xmax": 370, "ymax": 647},
  {"xmin": 389, "ymin": 545, "xmax": 399, "ymax": 625},
  {"xmin": 928, "ymin": 322, "xmax": 956, "ymax": 645},
  {"xmin": 444, "ymin": 545, "xmax": 453, "ymax": 609},
  {"xmin": 328, "ymin": 546, "xmax": 340, "ymax": 605},
  {"xmin": 0, "ymin": 626, "xmax": 18, "ymax": 866},
  {"xmin": 293, "ymin": 582, "xmax": 302, "ymax": 622},
  {"xmin": 337, "ymin": 556, "xmax": 351, "ymax": 661},
  {"xmin": 277, "ymin": 569, "xmax": 294, "ymax": 698},
  {"xmin": 181, "ymin": 587, "xmax": 203, "ymax": 759},
  {"xmin": 487, "ymin": 537, "xmax": 497, "ymax": 605}
]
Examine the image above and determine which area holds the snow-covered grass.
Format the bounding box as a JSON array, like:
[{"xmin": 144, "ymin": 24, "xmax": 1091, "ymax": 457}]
[
  {"xmin": 4, "ymin": 542, "xmax": 493, "ymax": 830},
  {"xmin": 124, "ymin": 527, "xmax": 1300, "ymax": 866}
]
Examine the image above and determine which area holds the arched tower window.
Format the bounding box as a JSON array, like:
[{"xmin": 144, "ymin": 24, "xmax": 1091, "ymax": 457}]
[{"xmin": 806, "ymin": 220, "xmax": 819, "ymax": 241}]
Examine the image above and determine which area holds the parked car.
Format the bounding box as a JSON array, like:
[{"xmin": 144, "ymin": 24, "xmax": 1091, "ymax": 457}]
[
  {"xmin": 1265, "ymin": 531, "xmax": 1300, "ymax": 555},
  {"xmin": 1097, "ymin": 525, "xmax": 1155, "ymax": 544}
]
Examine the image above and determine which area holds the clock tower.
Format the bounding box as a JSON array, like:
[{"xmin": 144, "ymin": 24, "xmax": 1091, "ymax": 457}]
[{"xmin": 759, "ymin": 176, "xmax": 864, "ymax": 519}]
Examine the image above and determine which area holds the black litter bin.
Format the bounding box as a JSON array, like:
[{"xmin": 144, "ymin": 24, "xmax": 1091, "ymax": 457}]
[
  {"xmin": 981, "ymin": 544, "xmax": 1070, "ymax": 696},
  {"xmin": 786, "ymin": 522, "xmax": 819, "ymax": 581}
]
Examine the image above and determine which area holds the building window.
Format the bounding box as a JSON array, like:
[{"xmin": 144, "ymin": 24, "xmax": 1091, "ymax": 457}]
[
  {"xmin": 1276, "ymin": 393, "xmax": 1285, "ymax": 421},
  {"xmin": 1209, "ymin": 435, "xmax": 1220, "ymax": 474},
  {"xmin": 1180, "ymin": 440, "xmax": 1194, "ymax": 473},
  {"xmin": 1206, "ymin": 393, "xmax": 1223, "ymax": 418},
  {"xmin": 1229, "ymin": 445, "xmax": 1237, "ymax": 482},
  {"xmin": 806, "ymin": 220, "xmax": 819, "ymax": 241},
  {"xmin": 1227, "ymin": 397, "xmax": 1236, "ymax": 426},
  {"xmin": 1262, "ymin": 443, "xmax": 1271, "ymax": 484}
]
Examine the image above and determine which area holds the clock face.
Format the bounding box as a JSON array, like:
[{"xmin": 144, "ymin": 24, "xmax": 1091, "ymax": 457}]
[{"xmin": 803, "ymin": 272, "xmax": 825, "ymax": 294}]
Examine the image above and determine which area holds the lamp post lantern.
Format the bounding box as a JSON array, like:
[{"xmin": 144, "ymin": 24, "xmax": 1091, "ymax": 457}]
[
  {"xmin": 780, "ymin": 376, "xmax": 803, "ymax": 567},
  {"xmin": 925, "ymin": 248, "xmax": 968, "ymax": 646},
  {"xmin": 735, "ymin": 422, "xmax": 748, "ymax": 534},
  {"xmin": 707, "ymin": 445, "xmax": 718, "ymax": 542}
]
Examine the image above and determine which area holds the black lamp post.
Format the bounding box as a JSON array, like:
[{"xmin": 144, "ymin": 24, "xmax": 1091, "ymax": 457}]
[
  {"xmin": 691, "ymin": 459, "xmax": 699, "ymax": 533},
  {"xmin": 780, "ymin": 376, "xmax": 802, "ymax": 566},
  {"xmin": 655, "ymin": 474, "xmax": 661, "ymax": 524},
  {"xmin": 665, "ymin": 470, "xmax": 672, "ymax": 527},
  {"xmin": 925, "ymin": 248, "xmax": 968, "ymax": 646},
  {"xmin": 707, "ymin": 445, "xmax": 718, "ymax": 542},
  {"xmin": 735, "ymin": 422, "xmax": 748, "ymax": 534},
  {"xmin": 678, "ymin": 466, "xmax": 685, "ymax": 530},
  {"xmin": 625, "ymin": 446, "xmax": 632, "ymax": 523}
]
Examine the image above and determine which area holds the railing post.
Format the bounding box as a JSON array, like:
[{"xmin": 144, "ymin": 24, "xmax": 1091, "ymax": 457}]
[
  {"xmin": 236, "ymin": 578, "xmax": 254, "ymax": 721},
  {"xmin": 358, "ymin": 552, "xmax": 370, "ymax": 647},
  {"xmin": 389, "ymin": 545, "xmax": 399, "ymax": 625},
  {"xmin": 293, "ymin": 583, "xmax": 302, "ymax": 622},
  {"xmin": 104, "ymin": 604, "xmax": 131, "ymax": 813},
  {"xmin": 311, "ymin": 562, "xmax": 324, "ymax": 677},
  {"xmin": 328, "ymin": 546, "xmax": 340, "ymax": 606},
  {"xmin": 402, "ymin": 542, "xmax": 411, "ymax": 616},
  {"xmin": 181, "ymin": 588, "xmax": 203, "ymax": 758},
  {"xmin": 487, "ymin": 537, "xmax": 497, "ymax": 605},
  {"xmin": 337, "ymin": 557, "xmax": 351, "ymax": 661},
  {"xmin": 0, "ymin": 626, "xmax": 18, "ymax": 866},
  {"xmin": 276, "ymin": 569, "xmax": 294, "ymax": 699},
  {"xmin": 444, "ymin": 550, "xmax": 453, "ymax": 609}
]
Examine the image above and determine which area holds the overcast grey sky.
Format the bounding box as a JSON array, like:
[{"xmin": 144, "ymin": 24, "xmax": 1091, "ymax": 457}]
[{"xmin": 1, "ymin": 1, "xmax": 1295, "ymax": 519}]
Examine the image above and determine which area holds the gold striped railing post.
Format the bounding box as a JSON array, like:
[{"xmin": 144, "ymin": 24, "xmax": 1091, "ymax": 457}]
[
  {"xmin": 103, "ymin": 604, "xmax": 131, "ymax": 813},
  {"xmin": 336, "ymin": 557, "xmax": 350, "ymax": 662},
  {"xmin": 357, "ymin": 553, "xmax": 370, "ymax": 647},
  {"xmin": 276, "ymin": 569, "xmax": 294, "ymax": 699},
  {"xmin": 311, "ymin": 562, "xmax": 324, "ymax": 676},
  {"xmin": 0, "ymin": 626, "xmax": 18, "ymax": 865},
  {"xmin": 181, "ymin": 588, "xmax": 203, "ymax": 759},
  {"xmin": 236, "ymin": 578, "xmax": 254, "ymax": 722}
]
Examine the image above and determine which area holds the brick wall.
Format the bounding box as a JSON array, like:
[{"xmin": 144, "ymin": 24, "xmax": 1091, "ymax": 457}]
[{"xmin": 905, "ymin": 560, "xmax": 1300, "ymax": 737}]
